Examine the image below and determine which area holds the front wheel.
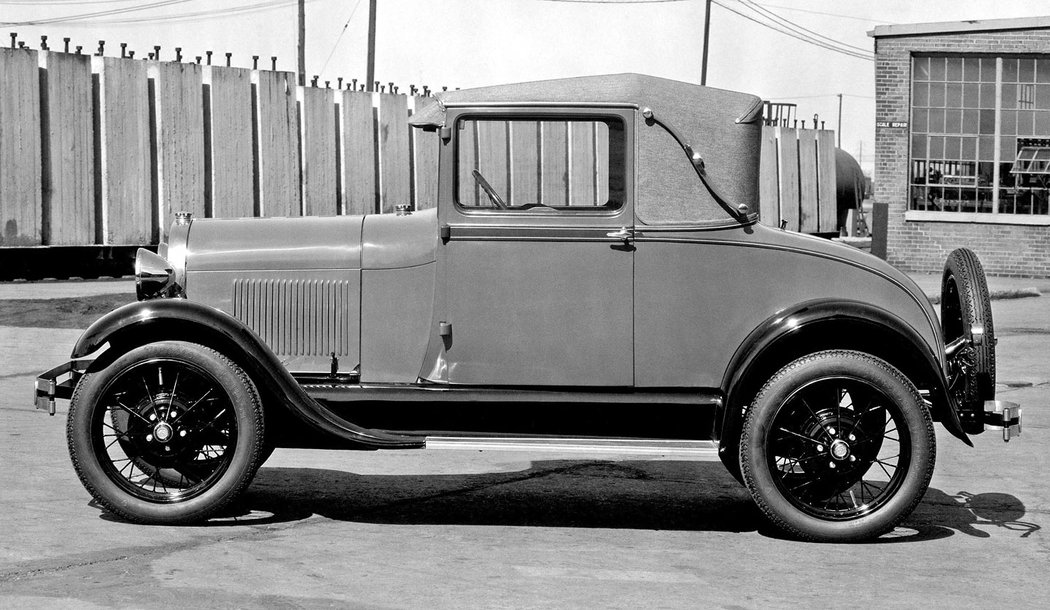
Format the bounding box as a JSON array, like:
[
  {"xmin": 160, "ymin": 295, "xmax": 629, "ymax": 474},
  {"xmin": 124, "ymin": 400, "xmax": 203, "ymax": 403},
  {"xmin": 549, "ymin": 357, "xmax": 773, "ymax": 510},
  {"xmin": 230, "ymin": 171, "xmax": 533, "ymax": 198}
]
[
  {"xmin": 740, "ymin": 350, "xmax": 935, "ymax": 542},
  {"xmin": 67, "ymin": 341, "xmax": 265, "ymax": 524}
]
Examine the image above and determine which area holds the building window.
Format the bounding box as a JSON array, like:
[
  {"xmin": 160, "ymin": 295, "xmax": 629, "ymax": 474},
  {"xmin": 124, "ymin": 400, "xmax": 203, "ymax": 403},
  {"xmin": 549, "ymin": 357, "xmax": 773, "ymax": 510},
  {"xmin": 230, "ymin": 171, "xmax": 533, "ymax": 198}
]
[{"xmin": 910, "ymin": 55, "xmax": 1050, "ymax": 216}]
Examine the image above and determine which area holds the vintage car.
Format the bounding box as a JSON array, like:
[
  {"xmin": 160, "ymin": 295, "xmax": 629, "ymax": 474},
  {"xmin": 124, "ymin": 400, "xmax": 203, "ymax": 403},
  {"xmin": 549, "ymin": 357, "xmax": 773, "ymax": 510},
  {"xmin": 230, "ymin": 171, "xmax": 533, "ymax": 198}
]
[{"xmin": 36, "ymin": 74, "xmax": 1020, "ymax": 542}]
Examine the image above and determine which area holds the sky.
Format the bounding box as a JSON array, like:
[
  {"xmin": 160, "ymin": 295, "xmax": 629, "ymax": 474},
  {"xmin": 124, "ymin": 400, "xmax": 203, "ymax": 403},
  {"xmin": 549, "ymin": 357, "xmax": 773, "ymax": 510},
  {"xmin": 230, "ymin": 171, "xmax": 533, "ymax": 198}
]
[{"xmin": 3, "ymin": 0, "xmax": 1050, "ymax": 173}]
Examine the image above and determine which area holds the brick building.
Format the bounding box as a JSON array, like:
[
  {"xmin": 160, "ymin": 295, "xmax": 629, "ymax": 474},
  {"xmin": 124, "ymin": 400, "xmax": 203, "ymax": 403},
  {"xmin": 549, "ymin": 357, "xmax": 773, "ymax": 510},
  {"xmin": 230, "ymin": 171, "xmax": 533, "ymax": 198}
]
[{"xmin": 871, "ymin": 17, "xmax": 1050, "ymax": 277}]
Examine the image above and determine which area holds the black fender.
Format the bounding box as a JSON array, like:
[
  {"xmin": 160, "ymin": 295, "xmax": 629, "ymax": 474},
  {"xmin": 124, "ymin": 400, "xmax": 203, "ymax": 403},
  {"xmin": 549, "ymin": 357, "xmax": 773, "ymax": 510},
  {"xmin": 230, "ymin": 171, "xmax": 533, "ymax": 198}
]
[
  {"xmin": 719, "ymin": 299, "xmax": 970, "ymax": 450},
  {"xmin": 72, "ymin": 299, "xmax": 424, "ymax": 449}
]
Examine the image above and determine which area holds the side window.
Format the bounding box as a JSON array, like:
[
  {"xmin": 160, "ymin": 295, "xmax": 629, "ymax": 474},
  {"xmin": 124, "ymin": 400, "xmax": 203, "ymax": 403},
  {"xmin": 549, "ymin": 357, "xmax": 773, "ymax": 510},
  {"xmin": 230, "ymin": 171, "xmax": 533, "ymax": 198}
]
[{"xmin": 456, "ymin": 117, "xmax": 626, "ymax": 210}]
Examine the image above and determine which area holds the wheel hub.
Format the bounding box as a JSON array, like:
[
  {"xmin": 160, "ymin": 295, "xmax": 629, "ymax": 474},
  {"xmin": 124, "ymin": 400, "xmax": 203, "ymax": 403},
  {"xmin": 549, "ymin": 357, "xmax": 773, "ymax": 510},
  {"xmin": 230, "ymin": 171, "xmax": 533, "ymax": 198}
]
[
  {"xmin": 153, "ymin": 422, "xmax": 174, "ymax": 443},
  {"xmin": 829, "ymin": 438, "xmax": 851, "ymax": 461}
]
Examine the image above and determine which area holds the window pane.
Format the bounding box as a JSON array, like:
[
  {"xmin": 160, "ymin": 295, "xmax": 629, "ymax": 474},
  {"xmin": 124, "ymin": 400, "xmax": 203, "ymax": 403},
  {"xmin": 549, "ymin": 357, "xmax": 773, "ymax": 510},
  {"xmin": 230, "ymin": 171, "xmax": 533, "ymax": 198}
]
[
  {"xmin": 1020, "ymin": 58, "xmax": 1036, "ymax": 82},
  {"xmin": 1002, "ymin": 136, "xmax": 1017, "ymax": 157},
  {"xmin": 963, "ymin": 57, "xmax": 981, "ymax": 81},
  {"xmin": 930, "ymin": 83, "xmax": 946, "ymax": 107},
  {"xmin": 912, "ymin": 108, "xmax": 929, "ymax": 132},
  {"xmin": 913, "ymin": 82, "xmax": 929, "ymax": 107},
  {"xmin": 947, "ymin": 57, "xmax": 963, "ymax": 81},
  {"xmin": 980, "ymin": 83, "xmax": 996, "ymax": 109},
  {"xmin": 1036, "ymin": 111, "xmax": 1050, "ymax": 136},
  {"xmin": 912, "ymin": 134, "xmax": 927, "ymax": 158},
  {"xmin": 963, "ymin": 82, "xmax": 979, "ymax": 107},
  {"xmin": 1002, "ymin": 84, "xmax": 1018, "ymax": 110},
  {"xmin": 963, "ymin": 109, "xmax": 980, "ymax": 133},
  {"xmin": 1019, "ymin": 84, "xmax": 1035, "ymax": 109},
  {"xmin": 930, "ymin": 136, "xmax": 945, "ymax": 158},
  {"xmin": 914, "ymin": 57, "xmax": 930, "ymax": 81},
  {"xmin": 1037, "ymin": 85, "xmax": 1050, "ymax": 110},
  {"xmin": 981, "ymin": 57, "xmax": 997, "ymax": 82},
  {"xmin": 1018, "ymin": 110, "xmax": 1035, "ymax": 136},
  {"xmin": 946, "ymin": 82, "xmax": 963, "ymax": 107},
  {"xmin": 1004, "ymin": 58, "xmax": 1019, "ymax": 82},
  {"xmin": 455, "ymin": 117, "xmax": 623, "ymax": 210},
  {"xmin": 979, "ymin": 136, "xmax": 995, "ymax": 161},
  {"xmin": 962, "ymin": 136, "xmax": 977, "ymax": 159},
  {"xmin": 945, "ymin": 136, "xmax": 962, "ymax": 159},
  {"xmin": 1002, "ymin": 111, "xmax": 1017, "ymax": 135},
  {"xmin": 929, "ymin": 108, "xmax": 946, "ymax": 132},
  {"xmin": 930, "ymin": 57, "xmax": 946, "ymax": 80},
  {"xmin": 1038, "ymin": 59, "xmax": 1050, "ymax": 83},
  {"xmin": 979, "ymin": 109, "xmax": 995, "ymax": 135},
  {"xmin": 945, "ymin": 109, "xmax": 962, "ymax": 133}
]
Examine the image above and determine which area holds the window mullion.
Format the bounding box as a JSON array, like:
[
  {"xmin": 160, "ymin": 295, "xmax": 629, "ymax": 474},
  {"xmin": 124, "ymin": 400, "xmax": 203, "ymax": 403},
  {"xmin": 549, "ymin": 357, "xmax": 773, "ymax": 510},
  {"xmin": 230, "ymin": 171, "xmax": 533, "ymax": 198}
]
[{"xmin": 993, "ymin": 57, "xmax": 1003, "ymax": 214}]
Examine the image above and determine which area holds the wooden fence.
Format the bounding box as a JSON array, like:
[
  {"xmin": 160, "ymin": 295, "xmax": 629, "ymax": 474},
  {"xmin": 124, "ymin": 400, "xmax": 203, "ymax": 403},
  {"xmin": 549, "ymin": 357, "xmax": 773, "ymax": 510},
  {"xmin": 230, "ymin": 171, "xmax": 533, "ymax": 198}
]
[
  {"xmin": 0, "ymin": 46, "xmax": 439, "ymax": 248},
  {"xmin": 757, "ymin": 125, "xmax": 838, "ymax": 233},
  {"xmin": 1, "ymin": 46, "xmax": 839, "ymax": 249}
]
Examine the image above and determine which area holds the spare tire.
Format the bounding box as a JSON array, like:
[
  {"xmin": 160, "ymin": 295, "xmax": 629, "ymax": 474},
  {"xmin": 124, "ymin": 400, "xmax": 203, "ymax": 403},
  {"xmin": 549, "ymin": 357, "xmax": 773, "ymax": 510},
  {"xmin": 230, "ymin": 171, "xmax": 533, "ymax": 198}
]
[{"xmin": 940, "ymin": 248, "xmax": 995, "ymax": 412}]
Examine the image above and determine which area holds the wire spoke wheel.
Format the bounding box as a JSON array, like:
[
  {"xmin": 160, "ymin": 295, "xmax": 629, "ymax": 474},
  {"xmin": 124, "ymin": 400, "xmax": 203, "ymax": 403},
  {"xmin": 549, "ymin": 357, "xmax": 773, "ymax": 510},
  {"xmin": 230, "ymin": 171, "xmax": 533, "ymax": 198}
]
[
  {"xmin": 741, "ymin": 350, "xmax": 935, "ymax": 542},
  {"xmin": 769, "ymin": 378, "xmax": 906, "ymax": 521},
  {"xmin": 98, "ymin": 358, "xmax": 237, "ymax": 503},
  {"xmin": 68, "ymin": 341, "xmax": 264, "ymax": 524}
]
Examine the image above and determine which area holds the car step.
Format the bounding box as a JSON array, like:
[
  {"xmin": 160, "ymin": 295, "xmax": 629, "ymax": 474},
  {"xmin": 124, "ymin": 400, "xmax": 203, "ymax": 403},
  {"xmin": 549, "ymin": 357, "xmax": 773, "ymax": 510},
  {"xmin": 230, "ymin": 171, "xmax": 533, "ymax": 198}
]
[{"xmin": 425, "ymin": 436, "xmax": 719, "ymax": 458}]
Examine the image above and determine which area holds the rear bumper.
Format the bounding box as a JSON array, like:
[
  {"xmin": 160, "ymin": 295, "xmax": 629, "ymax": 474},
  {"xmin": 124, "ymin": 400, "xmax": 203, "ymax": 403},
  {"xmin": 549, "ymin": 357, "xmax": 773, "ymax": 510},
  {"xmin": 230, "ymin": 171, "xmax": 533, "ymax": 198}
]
[
  {"xmin": 984, "ymin": 400, "xmax": 1022, "ymax": 442},
  {"xmin": 33, "ymin": 360, "xmax": 92, "ymax": 415}
]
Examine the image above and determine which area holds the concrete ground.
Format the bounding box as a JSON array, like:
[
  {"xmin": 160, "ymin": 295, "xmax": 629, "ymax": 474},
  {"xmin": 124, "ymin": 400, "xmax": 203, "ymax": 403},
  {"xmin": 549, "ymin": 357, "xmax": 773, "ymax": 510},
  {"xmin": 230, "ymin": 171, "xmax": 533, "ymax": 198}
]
[{"xmin": 0, "ymin": 277, "xmax": 1047, "ymax": 608}]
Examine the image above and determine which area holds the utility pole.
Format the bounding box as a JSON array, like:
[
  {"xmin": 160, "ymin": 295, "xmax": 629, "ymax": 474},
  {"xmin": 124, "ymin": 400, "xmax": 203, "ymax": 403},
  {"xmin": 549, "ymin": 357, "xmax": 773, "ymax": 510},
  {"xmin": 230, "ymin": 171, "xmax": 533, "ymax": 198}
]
[
  {"xmin": 837, "ymin": 93, "xmax": 843, "ymax": 148},
  {"xmin": 297, "ymin": 0, "xmax": 305, "ymax": 86},
  {"xmin": 366, "ymin": 0, "xmax": 377, "ymax": 91},
  {"xmin": 701, "ymin": 0, "xmax": 712, "ymax": 85}
]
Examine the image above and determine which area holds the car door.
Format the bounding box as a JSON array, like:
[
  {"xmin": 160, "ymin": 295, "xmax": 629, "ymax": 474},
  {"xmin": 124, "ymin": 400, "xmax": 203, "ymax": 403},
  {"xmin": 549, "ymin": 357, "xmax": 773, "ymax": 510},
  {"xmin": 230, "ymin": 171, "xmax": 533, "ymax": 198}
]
[{"xmin": 439, "ymin": 108, "xmax": 635, "ymax": 387}]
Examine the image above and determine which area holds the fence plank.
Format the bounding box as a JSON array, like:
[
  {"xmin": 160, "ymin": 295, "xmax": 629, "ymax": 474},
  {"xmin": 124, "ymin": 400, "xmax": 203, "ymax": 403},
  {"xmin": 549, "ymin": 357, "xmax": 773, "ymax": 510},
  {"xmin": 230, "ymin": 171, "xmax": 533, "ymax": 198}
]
[
  {"xmin": 378, "ymin": 93, "xmax": 410, "ymax": 213},
  {"xmin": 301, "ymin": 86, "xmax": 337, "ymax": 216},
  {"xmin": 758, "ymin": 125, "xmax": 779, "ymax": 226},
  {"xmin": 98, "ymin": 57, "xmax": 151, "ymax": 245},
  {"xmin": 569, "ymin": 122, "xmax": 596, "ymax": 205},
  {"xmin": 411, "ymin": 96, "xmax": 439, "ymax": 210},
  {"xmin": 596, "ymin": 122, "xmax": 610, "ymax": 204},
  {"xmin": 510, "ymin": 121, "xmax": 540, "ymax": 206},
  {"xmin": 341, "ymin": 90, "xmax": 376, "ymax": 215},
  {"xmin": 154, "ymin": 62, "xmax": 205, "ymax": 236},
  {"xmin": 476, "ymin": 120, "xmax": 509, "ymax": 204},
  {"xmin": 817, "ymin": 130, "xmax": 838, "ymax": 232},
  {"xmin": 255, "ymin": 70, "xmax": 300, "ymax": 217},
  {"xmin": 0, "ymin": 48, "xmax": 42, "ymax": 246},
  {"xmin": 777, "ymin": 127, "xmax": 800, "ymax": 232},
  {"xmin": 207, "ymin": 66, "xmax": 254, "ymax": 219},
  {"xmin": 459, "ymin": 120, "xmax": 479, "ymax": 206},
  {"xmin": 798, "ymin": 129, "xmax": 819, "ymax": 233},
  {"xmin": 40, "ymin": 51, "xmax": 93, "ymax": 245},
  {"xmin": 541, "ymin": 121, "xmax": 569, "ymax": 205}
]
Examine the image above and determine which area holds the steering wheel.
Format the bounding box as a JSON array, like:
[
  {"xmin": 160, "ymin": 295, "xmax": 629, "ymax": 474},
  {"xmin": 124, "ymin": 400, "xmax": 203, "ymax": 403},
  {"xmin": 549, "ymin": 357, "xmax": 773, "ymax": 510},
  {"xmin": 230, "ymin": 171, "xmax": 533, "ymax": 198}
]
[{"xmin": 472, "ymin": 169, "xmax": 507, "ymax": 209}]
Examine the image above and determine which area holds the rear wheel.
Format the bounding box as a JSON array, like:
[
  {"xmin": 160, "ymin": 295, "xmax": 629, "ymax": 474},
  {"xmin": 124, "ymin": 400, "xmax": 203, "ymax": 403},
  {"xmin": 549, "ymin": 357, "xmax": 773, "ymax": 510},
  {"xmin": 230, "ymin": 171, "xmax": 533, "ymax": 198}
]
[
  {"xmin": 67, "ymin": 341, "xmax": 264, "ymax": 524},
  {"xmin": 740, "ymin": 350, "xmax": 935, "ymax": 542}
]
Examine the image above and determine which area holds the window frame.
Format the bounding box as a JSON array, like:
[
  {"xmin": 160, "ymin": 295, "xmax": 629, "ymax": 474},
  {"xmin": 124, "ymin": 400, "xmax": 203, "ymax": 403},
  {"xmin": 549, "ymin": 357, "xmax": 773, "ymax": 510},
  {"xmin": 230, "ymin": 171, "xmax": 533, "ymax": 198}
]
[{"xmin": 451, "ymin": 110, "xmax": 629, "ymax": 218}]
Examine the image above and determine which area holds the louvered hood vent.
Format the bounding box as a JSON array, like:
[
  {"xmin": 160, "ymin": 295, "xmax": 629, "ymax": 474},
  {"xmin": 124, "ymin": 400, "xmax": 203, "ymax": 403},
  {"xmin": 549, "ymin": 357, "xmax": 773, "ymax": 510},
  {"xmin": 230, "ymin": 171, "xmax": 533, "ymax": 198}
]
[{"xmin": 232, "ymin": 279, "xmax": 354, "ymax": 357}]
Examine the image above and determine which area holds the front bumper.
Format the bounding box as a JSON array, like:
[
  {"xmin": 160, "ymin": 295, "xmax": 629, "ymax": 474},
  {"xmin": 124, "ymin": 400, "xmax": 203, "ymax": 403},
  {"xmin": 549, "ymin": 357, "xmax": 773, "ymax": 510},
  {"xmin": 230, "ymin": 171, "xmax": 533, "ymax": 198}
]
[
  {"xmin": 984, "ymin": 400, "xmax": 1022, "ymax": 442},
  {"xmin": 33, "ymin": 360, "xmax": 91, "ymax": 415}
]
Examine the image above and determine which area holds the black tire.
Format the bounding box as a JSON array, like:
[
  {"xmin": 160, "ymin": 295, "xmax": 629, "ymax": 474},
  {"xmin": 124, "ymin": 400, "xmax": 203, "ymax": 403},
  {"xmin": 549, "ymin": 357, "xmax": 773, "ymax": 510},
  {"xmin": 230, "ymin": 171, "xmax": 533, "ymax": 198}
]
[
  {"xmin": 67, "ymin": 341, "xmax": 265, "ymax": 524},
  {"xmin": 740, "ymin": 350, "xmax": 936, "ymax": 542},
  {"xmin": 941, "ymin": 248, "xmax": 996, "ymax": 409}
]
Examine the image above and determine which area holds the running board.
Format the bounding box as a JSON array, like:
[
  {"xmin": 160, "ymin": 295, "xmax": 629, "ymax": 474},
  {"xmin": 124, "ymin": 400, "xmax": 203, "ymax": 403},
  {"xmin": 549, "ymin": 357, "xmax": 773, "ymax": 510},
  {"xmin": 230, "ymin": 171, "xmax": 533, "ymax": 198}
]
[{"xmin": 425, "ymin": 436, "xmax": 720, "ymax": 458}]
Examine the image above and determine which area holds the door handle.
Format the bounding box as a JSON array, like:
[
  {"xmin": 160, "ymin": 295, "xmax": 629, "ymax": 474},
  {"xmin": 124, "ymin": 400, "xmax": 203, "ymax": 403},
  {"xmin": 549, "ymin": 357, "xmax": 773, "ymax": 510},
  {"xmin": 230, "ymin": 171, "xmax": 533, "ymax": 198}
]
[{"xmin": 606, "ymin": 227, "xmax": 633, "ymax": 241}]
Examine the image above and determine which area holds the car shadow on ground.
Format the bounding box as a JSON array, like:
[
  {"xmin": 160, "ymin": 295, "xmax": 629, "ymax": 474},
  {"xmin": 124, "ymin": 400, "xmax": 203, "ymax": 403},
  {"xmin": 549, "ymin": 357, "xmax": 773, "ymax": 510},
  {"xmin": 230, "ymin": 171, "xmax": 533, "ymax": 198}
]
[{"xmin": 191, "ymin": 459, "xmax": 1039, "ymax": 543}]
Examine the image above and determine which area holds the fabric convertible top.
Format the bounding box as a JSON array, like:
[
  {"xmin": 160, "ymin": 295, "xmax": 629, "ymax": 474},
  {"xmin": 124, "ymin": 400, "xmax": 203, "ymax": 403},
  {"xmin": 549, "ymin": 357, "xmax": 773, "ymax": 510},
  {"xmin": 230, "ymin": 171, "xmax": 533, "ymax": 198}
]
[{"xmin": 412, "ymin": 74, "xmax": 765, "ymax": 225}]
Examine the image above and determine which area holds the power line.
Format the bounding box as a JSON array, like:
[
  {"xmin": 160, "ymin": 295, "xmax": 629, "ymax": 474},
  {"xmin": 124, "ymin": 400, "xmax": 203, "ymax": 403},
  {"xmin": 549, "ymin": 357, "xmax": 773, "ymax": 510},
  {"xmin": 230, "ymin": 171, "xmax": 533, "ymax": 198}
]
[
  {"xmin": 753, "ymin": 2, "xmax": 892, "ymax": 25},
  {"xmin": 1, "ymin": 0, "xmax": 314, "ymax": 26},
  {"xmin": 318, "ymin": 0, "xmax": 364, "ymax": 77},
  {"xmin": 711, "ymin": 0, "xmax": 872, "ymax": 61},
  {"xmin": 0, "ymin": 0, "xmax": 198, "ymax": 26},
  {"xmin": 738, "ymin": 0, "xmax": 871, "ymax": 54}
]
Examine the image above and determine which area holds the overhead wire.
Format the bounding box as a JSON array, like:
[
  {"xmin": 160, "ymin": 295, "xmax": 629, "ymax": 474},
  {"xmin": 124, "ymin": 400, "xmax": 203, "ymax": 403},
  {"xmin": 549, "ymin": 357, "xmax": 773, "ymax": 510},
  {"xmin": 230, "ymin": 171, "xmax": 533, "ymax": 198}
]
[
  {"xmin": 738, "ymin": 0, "xmax": 872, "ymax": 54},
  {"xmin": 711, "ymin": 0, "xmax": 873, "ymax": 61},
  {"xmin": 0, "ymin": 0, "xmax": 197, "ymax": 25},
  {"xmin": 318, "ymin": 0, "xmax": 363, "ymax": 76}
]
